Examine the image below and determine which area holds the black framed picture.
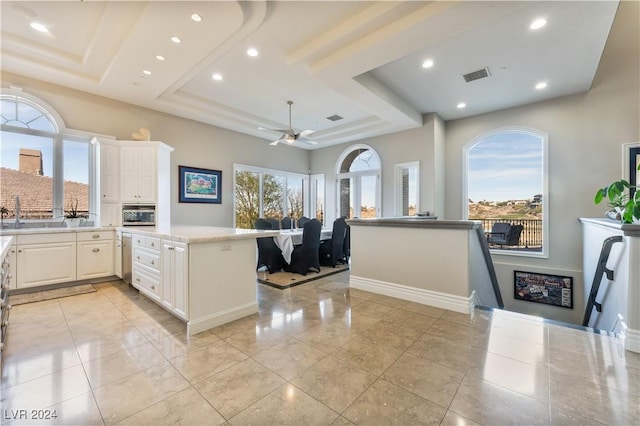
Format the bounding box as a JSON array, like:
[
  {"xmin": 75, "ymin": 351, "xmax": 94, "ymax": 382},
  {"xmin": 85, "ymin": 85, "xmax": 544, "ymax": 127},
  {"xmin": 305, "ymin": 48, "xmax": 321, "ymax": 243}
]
[
  {"xmin": 514, "ymin": 270, "xmax": 573, "ymax": 308},
  {"xmin": 178, "ymin": 165, "xmax": 222, "ymax": 204}
]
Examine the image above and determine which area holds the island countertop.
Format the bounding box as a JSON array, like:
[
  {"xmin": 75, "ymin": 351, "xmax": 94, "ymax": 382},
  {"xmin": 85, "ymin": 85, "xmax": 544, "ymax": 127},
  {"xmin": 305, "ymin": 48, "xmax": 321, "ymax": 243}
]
[{"xmin": 118, "ymin": 225, "xmax": 279, "ymax": 243}]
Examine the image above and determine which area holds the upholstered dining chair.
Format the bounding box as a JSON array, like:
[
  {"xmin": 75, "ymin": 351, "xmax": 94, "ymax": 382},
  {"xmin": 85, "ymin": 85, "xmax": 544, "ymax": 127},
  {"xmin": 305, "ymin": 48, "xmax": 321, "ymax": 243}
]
[
  {"xmin": 281, "ymin": 216, "xmax": 293, "ymax": 230},
  {"xmin": 254, "ymin": 218, "xmax": 285, "ymax": 273},
  {"xmin": 266, "ymin": 217, "xmax": 281, "ymax": 230},
  {"xmin": 319, "ymin": 217, "xmax": 347, "ymax": 267},
  {"xmin": 286, "ymin": 218, "xmax": 321, "ymax": 275},
  {"xmin": 297, "ymin": 216, "xmax": 310, "ymax": 228}
]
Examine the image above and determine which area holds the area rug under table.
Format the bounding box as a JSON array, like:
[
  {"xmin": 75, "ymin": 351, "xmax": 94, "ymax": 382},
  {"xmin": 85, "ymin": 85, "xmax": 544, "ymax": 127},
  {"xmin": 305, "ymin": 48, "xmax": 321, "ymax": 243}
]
[
  {"xmin": 10, "ymin": 284, "xmax": 97, "ymax": 305},
  {"xmin": 257, "ymin": 264, "xmax": 349, "ymax": 289}
]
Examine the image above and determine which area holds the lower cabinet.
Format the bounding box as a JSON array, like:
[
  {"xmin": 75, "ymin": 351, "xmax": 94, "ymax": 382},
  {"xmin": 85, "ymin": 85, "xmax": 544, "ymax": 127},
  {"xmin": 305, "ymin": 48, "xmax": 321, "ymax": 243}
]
[
  {"xmin": 114, "ymin": 231, "xmax": 123, "ymax": 279},
  {"xmin": 161, "ymin": 240, "xmax": 188, "ymax": 320},
  {"xmin": 16, "ymin": 238, "xmax": 77, "ymax": 288},
  {"xmin": 77, "ymin": 231, "xmax": 114, "ymax": 280},
  {"xmin": 132, "ymin": 236, "xmax": 162, "ymax": 302}
]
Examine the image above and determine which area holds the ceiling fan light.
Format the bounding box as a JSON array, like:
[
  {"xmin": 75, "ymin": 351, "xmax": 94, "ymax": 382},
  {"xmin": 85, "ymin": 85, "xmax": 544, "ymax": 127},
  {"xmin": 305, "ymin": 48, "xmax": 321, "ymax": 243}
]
[{"xmin": 285, "ymin": 134, "xmax": 295, "ymax": 143}]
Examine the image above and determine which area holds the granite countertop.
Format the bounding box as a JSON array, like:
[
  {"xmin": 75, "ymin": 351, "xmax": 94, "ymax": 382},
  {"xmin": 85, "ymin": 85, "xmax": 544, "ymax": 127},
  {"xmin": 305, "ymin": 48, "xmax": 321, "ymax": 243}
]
[
  {"xmin": 118, "ymin": 225, "xmax": 279, "ymax": 243},
  {"xmin": 0, "ymin": 226, "xmax": 115, "ymax": 236}
]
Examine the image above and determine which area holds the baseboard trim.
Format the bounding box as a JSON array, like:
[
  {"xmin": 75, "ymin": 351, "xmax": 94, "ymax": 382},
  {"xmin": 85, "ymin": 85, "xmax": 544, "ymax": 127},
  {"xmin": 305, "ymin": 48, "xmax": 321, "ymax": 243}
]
[
  {"xmin": 626, "ymin": 328, "xmax": 640, "ymax": 353},
  {"xmin": 187, "ymin": 302, "xmax": 258, "ymax": 335},
  {"xmin": 349, "ymin": 275, "xmax": 474, "ymax": 314}
]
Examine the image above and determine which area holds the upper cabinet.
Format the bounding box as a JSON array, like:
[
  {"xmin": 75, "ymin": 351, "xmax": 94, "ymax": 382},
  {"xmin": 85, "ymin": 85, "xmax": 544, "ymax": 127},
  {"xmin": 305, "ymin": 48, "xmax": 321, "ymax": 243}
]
[
  {"xmin": 100, "ymin": 143, "xmax": 120, "ymax": 203},
  {"xmin": 121, "ymin": 145, "xmax": 157, "ymax": 204}
]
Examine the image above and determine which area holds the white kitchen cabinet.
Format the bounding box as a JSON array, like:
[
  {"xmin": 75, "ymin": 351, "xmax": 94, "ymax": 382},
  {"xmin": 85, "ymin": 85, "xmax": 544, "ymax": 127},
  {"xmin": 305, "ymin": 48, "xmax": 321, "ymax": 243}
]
[
  {"xmin": 121, "ymin": 145, "xmax": 157, "ymax": 204},
  {"xmin": 132, "ymin": 235, "xmax": 161, "ymax": 302},
  {"xmin": 114, "ymin": 231, "xmax": 122, "ymax": 278},
  {"xmin": 16, "ymin": 233, "xmax": 77, "ymax": 289},
  {"xmin": 161, "ymin": 240, "xmax": 188, "ymax": 320},
  {"xmin": 6, "ymin": 245, "xmax": 16, "ymax": 290},
  {"xmin": 77, "ymin": 231, "xmax": 114, "ymax": 280},
  {"xmin": 101, "ymin": 202, "xmax": 120, "ymax": 227},
  {"xmin": 100, "ymin": 143, "xmax": 120, "ymax": 203}
]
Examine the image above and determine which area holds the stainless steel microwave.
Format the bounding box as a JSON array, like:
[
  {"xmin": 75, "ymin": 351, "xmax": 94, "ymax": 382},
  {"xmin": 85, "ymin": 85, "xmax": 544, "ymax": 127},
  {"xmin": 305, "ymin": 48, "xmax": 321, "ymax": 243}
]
[{"xmin": 122, "ymin": 205, "xmax": 155, "ymax": 226}]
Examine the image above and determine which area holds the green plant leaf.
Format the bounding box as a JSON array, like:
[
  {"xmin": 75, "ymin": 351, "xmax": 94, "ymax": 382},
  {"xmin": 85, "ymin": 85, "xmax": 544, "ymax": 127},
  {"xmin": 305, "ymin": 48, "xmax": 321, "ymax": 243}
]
[{"xmin": 594, "ymin": 188, "xmax": 606, "ymax": 204}]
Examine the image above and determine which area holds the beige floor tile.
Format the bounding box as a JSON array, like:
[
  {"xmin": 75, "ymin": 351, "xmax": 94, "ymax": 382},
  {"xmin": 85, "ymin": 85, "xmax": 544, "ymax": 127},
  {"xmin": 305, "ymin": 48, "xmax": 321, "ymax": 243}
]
[
  {"xmin": 328, "ymin": 310, "xmax": 382, "ymax": 334},
  {"xmin": 252, "ymin": 336, "xmax": 327, "ymax": 380},
  {"xmin": 332, "ymin": 335, "xmax": 404, "ymax": 375},
  {"xmin": 400, "ymin": 300, "xmax": 446, "ymax": 318},
  {"xmin": 383, "ymin": 308, "xmax": 439, "ymax": 333},
  {"xmin": 3, "ymin": 391, "xmax": 104, "ymax": 426},
  {"xmin": 295, "ymin": 321, "xmax": 357, "ymax": 351},
  {"xmin": 229, "ymin": 383, "xmax": 339, "ymax": 425},
  {"xmin": 150, "ymin": 330, "xmax": 222, "ymax": 359},
  {"xmin": 365, "ymin": 293, "xmax": 410, "ymax": 308},
  {"xmin": 209, "ymin": 313, "xmax": 265, "ymax": 339},
  {"xmin": 549, "ymin": 369, "xmax": 640, "ymax": 425},
  {"xmin": 348, "ymin": 300, "xmax": 397, "ymax": 318},
  {"xmin": 92, "ymin": 361, "xmax": 190, "ymax": 424},
  {"xmin": 449, "ymin": 375, "xmax": 550, "ymax": 425},
  {"xmin": 1, "ymin": 364, "xmax": 91, "ymax": 410},
  {"xmin": 116, "ymin": 387, "xmax": 226, "ymax": 425},
  {"xmin": 74, "ymin": 328, "xmax": 150, "ymax": 364},
  {"xmin": 1, "ymin": 345, "xmax": 81, "ymax": 389},
  {"xmin": 383, "ymin": 352, "xmax": 464, "ymax": 407},
  {"xmin": 440, "ymin": 410, "xmax": 481, "ymax": 426},
  {"xmin": 2, "ymin": 329, "xmax": 77, "ymax": 365},
  {"xmin": 290, "ymin": 355, "xmax": 378, "ymax": 413},
  {"xmin": 267, "ymin": 310, "xmax": 323, "ymax": 335},
  {"xmin": 359, "ymin": 319, "xmax": 424, "ymax": 350},
  {"xmin": 466, "ymin": 352, "xmax": 550, "ymax": 402},
  {"xmin": 485, "ymin": 329, "xmax": 549, "ymax": 366},
  {"xmin": 224, "ymin": 323, "xmax": 288, "ymax": 356},
  {"xmin": 83, "ymin": 341, "xmax": 166, "ymax": 389},
  {"xmin": 330, "ymin": 416, "xmax": 356, "ymax": 425},
  {"xmin": 424, "ymin": 318, "xmax": 488, "ymax": 346},
  {"xmin": 168, "ymin": 340, "xmax": 248, "ymax": 384},
  {"xmin": 343, "ymin": 378, "xmax": 447, "ymax": 425},
  {"xmin": 406, "ymin": 334, "xmax": 485, "ymax": 374},
  {"xmin": 194, "ymin": 358, "xmax": 285, "ymax": 419},
  {"xmin": 7, "ymin": 299, "xmax": 64, "ymax": 325}
]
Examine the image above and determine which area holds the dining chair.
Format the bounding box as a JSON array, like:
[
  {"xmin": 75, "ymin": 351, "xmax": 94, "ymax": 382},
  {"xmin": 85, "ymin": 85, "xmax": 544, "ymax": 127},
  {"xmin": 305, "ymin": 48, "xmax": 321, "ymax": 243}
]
[
  {"xmin": 297, "ymin": 216, "xmax": 310, "ymax": 228},
  {"xmin": 286, "ymin": 218, "xmax": 321, "ymax": 275},
  {"xmin": 254, "ymin": 218, "xmax": 285, "ymax": 273},
  {"xmin": 266, "ymin": 217, "xmax": 281, "ymax": 230},
  {"xmin": 281, "ymin": 216, "xmax": 293, "ymax": 229},
  {"xmin": 319, "ymin": 217, "xmax": 347, "ymax": 267}
]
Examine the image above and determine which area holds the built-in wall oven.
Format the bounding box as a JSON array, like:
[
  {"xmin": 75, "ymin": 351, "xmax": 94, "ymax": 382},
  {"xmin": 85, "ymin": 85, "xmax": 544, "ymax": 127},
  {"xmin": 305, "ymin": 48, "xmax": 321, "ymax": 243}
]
[{"xmin": 122, "ymin": 205, "xmax": 155, "ymax": 226}]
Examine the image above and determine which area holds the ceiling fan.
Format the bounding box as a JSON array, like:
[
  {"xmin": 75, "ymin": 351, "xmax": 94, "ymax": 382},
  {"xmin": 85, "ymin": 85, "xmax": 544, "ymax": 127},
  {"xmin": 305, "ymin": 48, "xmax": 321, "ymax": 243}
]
[{"xmin": 259, "ymin": 101, "xmax": 317, "ymax": 146}]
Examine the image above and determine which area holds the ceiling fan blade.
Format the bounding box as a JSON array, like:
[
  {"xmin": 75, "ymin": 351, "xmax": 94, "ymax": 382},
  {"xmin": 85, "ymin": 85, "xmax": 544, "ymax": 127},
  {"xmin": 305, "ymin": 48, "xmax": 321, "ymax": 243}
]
[
  {"xmin": 269, "ymin": 140, "xmax": 279, "ymax": 146},
  {"xmin": 299, "ymin": 129, "xmax": 314, "ymax": 137},
  {"xmin": 259, "ymin": 126, "xmax": 289, "ymax": 133}
]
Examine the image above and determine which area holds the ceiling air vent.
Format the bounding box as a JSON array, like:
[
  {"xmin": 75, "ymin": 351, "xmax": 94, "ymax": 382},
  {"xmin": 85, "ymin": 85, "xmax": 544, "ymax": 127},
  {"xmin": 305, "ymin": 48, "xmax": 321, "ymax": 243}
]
[
  {"xmin": 462, "ymin": 67, "xmax": 491, "ymax": 83},
  {"xmin": 326, "ymin": 114, "xmax": 343, "ymax": 122}
]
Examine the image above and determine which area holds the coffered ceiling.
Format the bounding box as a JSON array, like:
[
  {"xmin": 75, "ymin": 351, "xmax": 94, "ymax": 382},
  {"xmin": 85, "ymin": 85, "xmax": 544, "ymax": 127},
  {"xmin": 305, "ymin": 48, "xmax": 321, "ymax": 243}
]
[{"xmin": 0, "ymin": 1, "xmax": 619, "ymax": 149}]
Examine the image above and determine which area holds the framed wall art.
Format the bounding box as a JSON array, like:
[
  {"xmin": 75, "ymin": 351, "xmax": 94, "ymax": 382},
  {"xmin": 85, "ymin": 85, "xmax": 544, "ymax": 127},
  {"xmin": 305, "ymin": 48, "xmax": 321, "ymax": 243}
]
[
  {"xmin": 514, "ymin": 270, "xmax": 573, "ymax": 308},
  {"xmin": 178, "ymin": 165, "xmax": 222, "ymax": 204}
]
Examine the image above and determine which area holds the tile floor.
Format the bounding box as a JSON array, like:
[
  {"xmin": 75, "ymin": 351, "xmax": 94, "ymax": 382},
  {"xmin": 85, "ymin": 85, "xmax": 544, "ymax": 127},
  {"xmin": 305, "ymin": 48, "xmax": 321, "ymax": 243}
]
[{"xmin": 1, "ymin": 273, "xmax": 639, "ymax": 425}]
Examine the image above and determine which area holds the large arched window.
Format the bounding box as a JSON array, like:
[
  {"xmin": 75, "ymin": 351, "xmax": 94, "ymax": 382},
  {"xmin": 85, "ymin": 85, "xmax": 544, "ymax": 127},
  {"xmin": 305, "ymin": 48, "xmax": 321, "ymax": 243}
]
[
  {"xmin": 464, "ymin": 127, "xmax": 548, "ymax": 257},
  {"xmin": 336, "ymin": 145, "xmax": 381, "ymax": 219},
  {"xmin": 1, "ymin": 90, "xmax": 91, "ymax": 221}
]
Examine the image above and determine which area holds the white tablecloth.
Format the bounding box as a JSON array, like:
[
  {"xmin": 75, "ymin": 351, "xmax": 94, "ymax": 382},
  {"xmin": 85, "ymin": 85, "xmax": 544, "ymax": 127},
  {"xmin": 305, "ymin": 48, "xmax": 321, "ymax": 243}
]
[{"xmin": 274, "ymin": 228, "xmax": 332, "ymax": 264}]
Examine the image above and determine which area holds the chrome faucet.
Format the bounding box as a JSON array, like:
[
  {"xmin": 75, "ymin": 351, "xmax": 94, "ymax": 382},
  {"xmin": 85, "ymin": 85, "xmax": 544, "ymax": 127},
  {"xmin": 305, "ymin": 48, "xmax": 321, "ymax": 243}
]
[{"xmin": 15, "ymin": 195, "xmax": 21, "ymax": 229}]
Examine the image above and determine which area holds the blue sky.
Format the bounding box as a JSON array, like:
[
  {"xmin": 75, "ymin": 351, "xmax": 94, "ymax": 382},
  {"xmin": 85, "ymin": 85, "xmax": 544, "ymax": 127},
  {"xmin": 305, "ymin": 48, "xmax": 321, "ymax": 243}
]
[{"xmin": 468, "ymin": 131, "xmax": 543, "ymax": 202}]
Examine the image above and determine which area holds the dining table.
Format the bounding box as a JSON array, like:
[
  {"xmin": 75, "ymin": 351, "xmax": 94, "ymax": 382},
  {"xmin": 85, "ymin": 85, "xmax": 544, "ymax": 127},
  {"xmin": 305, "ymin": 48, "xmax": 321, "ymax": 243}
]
[{"xmin": 274, "ymin": 228, "xmax": 333, "ymax": 264}]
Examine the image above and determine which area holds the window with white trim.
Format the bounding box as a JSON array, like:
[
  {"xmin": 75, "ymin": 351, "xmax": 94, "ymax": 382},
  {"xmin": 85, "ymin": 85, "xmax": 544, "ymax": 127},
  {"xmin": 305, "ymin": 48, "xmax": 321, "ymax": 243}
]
[{"xmin": 336, "ymin": 145, "xmax": 381, "ymax": 219}]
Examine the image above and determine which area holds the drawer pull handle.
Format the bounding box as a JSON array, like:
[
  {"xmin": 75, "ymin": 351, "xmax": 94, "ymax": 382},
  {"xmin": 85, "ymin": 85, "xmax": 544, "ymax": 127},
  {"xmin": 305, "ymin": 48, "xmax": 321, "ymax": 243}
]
[
  {"xmin": 137, "ymin": 256, "xmax": 140, "ymax": 260},
  {"xmin": 151, "ymin": 242, "xmax": 155, "ymax": 247},
  {"xmin": 92, "ymin": 248, "xmax": 100, "ymax": 253},
  {"xmin": 150, "ymin": 260, "xmax": 155, "ymax": 265},
  {"xmin": 151, "ymin": 285, "xmax": 155, "ymax": 290},
  {"xmin": 17, "ymin": 250, "xmax": 22, "ymax": 253},
  {"xmin": 136, "ymin": 278, "xmax": 140, "ymax": 282},
  {"xmin": 168, "ymin": 247, "xmax": 174, "ymax": 250},
  {"xmin": 92, "ymin": 234, "xmax": 100, "ymax": 239}
]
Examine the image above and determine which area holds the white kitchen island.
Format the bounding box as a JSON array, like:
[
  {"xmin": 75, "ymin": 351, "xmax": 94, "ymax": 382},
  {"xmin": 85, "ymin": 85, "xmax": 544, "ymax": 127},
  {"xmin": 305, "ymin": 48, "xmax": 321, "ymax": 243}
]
[{"xmin": 122, "ymin": 225, "xmax": 278, "ymax": 335}]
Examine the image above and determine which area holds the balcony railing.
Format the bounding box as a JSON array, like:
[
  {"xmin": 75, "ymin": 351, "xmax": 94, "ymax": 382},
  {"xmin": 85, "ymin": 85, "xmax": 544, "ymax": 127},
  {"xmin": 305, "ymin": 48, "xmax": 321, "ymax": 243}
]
[{"xmin": 474, "ymin": 218, "xmax": 543, "ymax": 251}]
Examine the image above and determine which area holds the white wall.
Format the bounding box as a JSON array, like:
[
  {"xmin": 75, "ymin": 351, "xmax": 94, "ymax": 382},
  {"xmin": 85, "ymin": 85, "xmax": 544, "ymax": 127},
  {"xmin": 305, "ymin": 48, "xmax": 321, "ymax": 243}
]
[{"xmin": 0, "ymin": 72, "xmax": 310, "ymax": 227}]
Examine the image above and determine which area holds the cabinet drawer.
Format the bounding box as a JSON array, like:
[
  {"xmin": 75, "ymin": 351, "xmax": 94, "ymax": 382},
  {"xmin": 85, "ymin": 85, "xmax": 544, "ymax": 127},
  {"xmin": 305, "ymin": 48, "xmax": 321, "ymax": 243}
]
[
  {"xmin": 133, "ymin": 247, "xmax": 160, "ymax": 273},
  {"xmin": 77, "ymin": 231, "xmax": 114, "ymax": 242},
  {"xmin": 17, "ymin": 233, "xmax": 76, "ymax": 245},
  {"xmin": 132, "ymin": 267, "xmax": 161, "ymax": 301},
  {"xmin": 144, "ymin": 237, "xmax": 160, "ymax": 251}
]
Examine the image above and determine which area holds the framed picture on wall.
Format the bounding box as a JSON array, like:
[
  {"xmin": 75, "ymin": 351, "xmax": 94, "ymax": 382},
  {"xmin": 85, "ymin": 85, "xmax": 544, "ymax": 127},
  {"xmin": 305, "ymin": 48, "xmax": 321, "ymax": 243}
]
[
  {"xmin": 514, "ymin": 270, "xmax": 573, "ymax": 308},
  {"xmin": 178, "ymin": 165, "xmax": 222, "ymax": 204},
  {"xmin": 624, "ymin": 142, "xmax": 640, "ymax": 198}
]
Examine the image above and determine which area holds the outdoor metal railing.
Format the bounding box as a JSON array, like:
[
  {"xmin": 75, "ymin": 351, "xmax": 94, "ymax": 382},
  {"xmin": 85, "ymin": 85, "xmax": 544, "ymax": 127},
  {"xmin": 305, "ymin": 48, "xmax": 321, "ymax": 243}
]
[{"xmin": 475, "ymin": 218, "xmax": 543, "ymax": 251}]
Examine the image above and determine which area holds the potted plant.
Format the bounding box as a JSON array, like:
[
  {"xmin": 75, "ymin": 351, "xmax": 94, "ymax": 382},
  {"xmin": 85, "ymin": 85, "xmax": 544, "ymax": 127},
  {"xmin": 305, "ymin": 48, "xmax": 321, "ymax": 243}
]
[
  {"xmin": 595, "ymin": 164, "xmax": 640, "ymax": 224},
  {"xmin": 63, "ymin": 198, "xmax": 85, "ymax": 228}
]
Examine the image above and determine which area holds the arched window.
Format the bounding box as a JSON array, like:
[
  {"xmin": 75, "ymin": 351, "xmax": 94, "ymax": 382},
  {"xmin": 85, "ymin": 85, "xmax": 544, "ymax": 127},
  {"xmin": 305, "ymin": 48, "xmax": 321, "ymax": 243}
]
[
  {"xmin": 464, "ymin": 127, "xmax": 548, "ymax": 257},
  {"xmin": 336, "ymin": 145, "xmax": 381, "ymax": 219},
  {"xmin": 1, "ymin": 90, "xmax": 91, "ymax": 221}
]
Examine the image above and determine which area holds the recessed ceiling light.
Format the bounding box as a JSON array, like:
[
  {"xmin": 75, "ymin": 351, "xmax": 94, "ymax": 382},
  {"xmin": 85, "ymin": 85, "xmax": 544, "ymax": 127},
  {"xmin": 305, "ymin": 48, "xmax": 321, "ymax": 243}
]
[
  {"xmin": 457, "ymin": 102, "xmax": 467, "ymax": 109},
  {"xmin": 530, "ymin": 18, "xmax": 547, "ymax": 30},
  {"xmin": 246, "ymin": 48, "xmax": 259, "ymax": 57},
  {"xmin": 191, "ymin": 13, "xmax": 202, "ymax": 22},
  {"xmin": 211, "ymin": 73, "xmax": 223, "ymax": 81},
  {"xmin": 30, "ymin": 22, "xmax": 48, "ymax": 33},
  {"xmin": 142, "ymin": 70, "xmax": 151, "ymax": 76},
  {"xmin": 155, "ymin": 55, "xmax": 165, "ymax": 61},
  {"xmin": 171, "ymin": 36, "xmax": 181, "ymax": 44},
  {"xmin": 535, "ymin": 81, "xmax": 547, "ymax": 90},
  {"xmin": 422, "ymin": 59, "xmax": 434, "ymax": 69}
]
